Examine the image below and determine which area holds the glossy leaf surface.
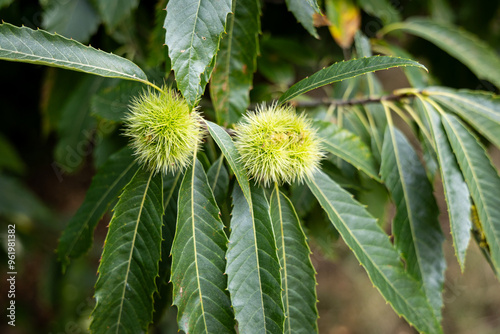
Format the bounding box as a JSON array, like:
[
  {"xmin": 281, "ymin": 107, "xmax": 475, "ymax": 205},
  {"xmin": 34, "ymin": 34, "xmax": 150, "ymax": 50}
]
[
  {"xmin": 164, "ymin": 0, "xmax": 232, "ymax": 108},
  {"xmin": 171, "ymin": 159, "xmax": 235, "ymax": 333},
  {"xmin": 0, "ymin": 23, "xmax": 149, "ymax": 83}
]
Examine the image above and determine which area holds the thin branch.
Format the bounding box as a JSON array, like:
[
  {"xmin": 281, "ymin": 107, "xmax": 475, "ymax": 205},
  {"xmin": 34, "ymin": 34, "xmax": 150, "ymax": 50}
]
[
  {"xmin": 199, "ymin": 90, "xmax": 421, "ymax": 136},
  {"xmin": 288, "ymin": 92, "xmax": 416, "ymax": 108}
]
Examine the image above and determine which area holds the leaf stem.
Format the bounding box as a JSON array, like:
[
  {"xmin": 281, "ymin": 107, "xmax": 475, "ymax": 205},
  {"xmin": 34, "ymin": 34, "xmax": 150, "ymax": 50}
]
[{"xmin": 142, "ymin": 80, "xmax": 163, "ymax": 93}]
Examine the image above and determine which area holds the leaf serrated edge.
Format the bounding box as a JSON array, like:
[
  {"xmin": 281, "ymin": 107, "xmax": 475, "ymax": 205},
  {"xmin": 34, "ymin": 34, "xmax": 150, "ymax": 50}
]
[
  {"xmin": 0, "ymin": 23, "xmax": 160, "ymax": 91},
  {"xmin": 278, "ymin": 56, "xmax": 427, "ymax": 104},
  {"xmin": 306, "ymin": 172, "xmax": 442, "ymax": 334}
]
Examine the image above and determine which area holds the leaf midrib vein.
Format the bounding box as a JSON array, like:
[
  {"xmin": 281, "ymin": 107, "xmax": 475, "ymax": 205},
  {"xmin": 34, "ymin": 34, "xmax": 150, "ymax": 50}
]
[
  {"xmin": 115, "ymin": 170, "xmax": 154, "ymax": 333},
  {"xmin": 307, "ymin": 175, "xmax": 435, "ymax": 328}
]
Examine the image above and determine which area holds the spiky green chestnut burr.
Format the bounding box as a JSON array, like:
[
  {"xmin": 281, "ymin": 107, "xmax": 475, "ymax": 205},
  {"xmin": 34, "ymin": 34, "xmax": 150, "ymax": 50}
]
[
  {"xmin": 124, "ymin": 87, "xmax": 204, "ymax": 174},
  {"xmin": 235, "ymin": 104, "xmax": 323, "ymax": 186}
]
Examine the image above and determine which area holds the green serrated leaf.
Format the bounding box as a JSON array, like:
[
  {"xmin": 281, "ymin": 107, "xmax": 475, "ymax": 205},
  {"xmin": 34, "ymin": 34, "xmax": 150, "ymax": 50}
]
[
  {"xmin": 380, "ymin": 125, "xmax": 445, "ymax": 321},
  {"xmin": 382, "ymin": 18, "xmax": 500, "ymax": 88},
  {"xmin": 425, "ymin": 87, "xmax": 500, "ymax": 149},
  {"xmin": 57, "ymin": 147, "xmax": 139, "ymax": 270},
  {"xmin": 441, "ymin": 113, "xmax": 500, "ymax": 275},
  {"xmin": 420, "ymin": 98, "xmax": 471, "ymax": 271},
  {"xmin": 270, "ymin": 186, "xmax": 318, "ymax": 333},
  {"xmin": 171, "ymin": 159, "xmax": 235, "ymax": 333},
  {"xmin": 210, "ymin": 0, "xmax": 261, "ymax": 126},
  {"xmin": 95, "ymin": 0, "xmax": 139, "ymax": 31},
  {"xmin": 207, "ymin": 155, "xmax": 229, "ymax": 207},
  {"xmin": 42, "ymin": 0, "xmax": 100, "ymax": 43},
  {"xmin": 306, "ymin": 170, "xmax": 442, "ymax": 334},
  {"xmin": 206, "ymin": 121, "xmax": 251, "ymax": 203},
  {"xmin": 164, "ymin": 0, "xmax": 232, "ymax": 108},
  {"xmin": 0, "ymin": 23, "xmax": 150, "ymax": 84},
  {"xmin": 285, "ymin": 0, "xmax": 319, "ymax": 38},
  {"xmin": 314, "ymin": 120, "xmax": 380, "ymax": 181},
  {"xmin": 90, "ymin": 169, "xmax": 164, "ymax": 334},
  {"xmin": 226, "ymin": 183, "xmax": 284, "ymax": 333},
  {"xmin": 278, "ymin": 56, "xmax": 426, "ymax": 105}
]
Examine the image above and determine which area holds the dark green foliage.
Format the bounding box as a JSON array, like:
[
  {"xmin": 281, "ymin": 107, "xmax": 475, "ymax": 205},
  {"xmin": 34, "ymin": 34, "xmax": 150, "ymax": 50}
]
[{"xmin": 1, "ymin": 1, "xmax": 500, "ymax": 333}]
